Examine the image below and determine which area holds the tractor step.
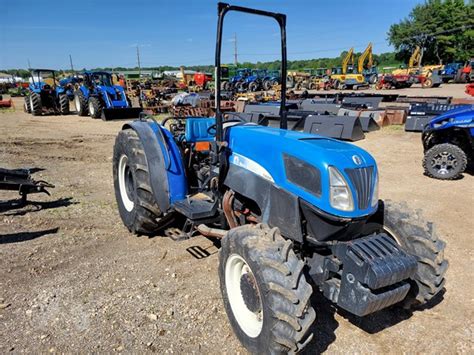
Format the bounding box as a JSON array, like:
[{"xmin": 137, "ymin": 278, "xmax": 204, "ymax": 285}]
[
  {"xmin": 172, "ymin": 194, "xmax": 218, "ymax": 220},
  {"xmin": 101, "ymin": 107, "xmax": 143, "ymax": 121}
]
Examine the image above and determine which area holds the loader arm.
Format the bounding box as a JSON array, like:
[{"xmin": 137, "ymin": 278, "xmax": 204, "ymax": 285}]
[
  {"xmin": 409, "ymin": 46, "xmax": 421, "ymax": 69},
  {"xmin": 342, "ymin": 48, "xmax": 354, "ymax": 74},
  {"xmin": 358, "ymin": 43, "xmax": 373, "ymax": 73}
]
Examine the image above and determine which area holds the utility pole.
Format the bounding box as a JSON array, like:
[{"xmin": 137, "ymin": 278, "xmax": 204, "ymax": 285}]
[
  {"xmin": 234, "ymin": 33, "xmax": 238, "ymax": 66},
  {"xmin": 136, "ymin": 45, "xmax": 141, "ymax": 78},
  {"xmin": 69, "ymin": 54, "xmax": 75, "ymax": 74}
]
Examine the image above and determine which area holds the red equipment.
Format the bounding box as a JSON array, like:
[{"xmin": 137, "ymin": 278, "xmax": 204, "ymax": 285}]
[
  {"xmin": 0, "ymin": 95, "xmax": 12, "ymax": 108},
  {"xmin": 194, "ymin": 72, "xmax": 213, "ymax": 88},
  {"xmin": 466, "ymin": 83, "xmax": 474, "ymax": 96}
]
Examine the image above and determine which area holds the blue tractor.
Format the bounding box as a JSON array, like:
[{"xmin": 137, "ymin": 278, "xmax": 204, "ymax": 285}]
[
  {"xmin": 422, "ymin": 105, "xmax": 473, "ymax": 179},
  {"xmin": 74, "ymin": 71, "xmax": 141, "ymax": 120},
  {"xmin": 262, "ymin": 69, "xmax": 280, "ymax": 90},
  {"xmin": 112, "ymin": 3, "xmax": 447, "ymax": 353},
  {"xmin": 229, "ymin": 68, "xmax": 251, "ymax": 91},
  {"xmin": 23, "ymin": 69, "xmax": 70, "ymax": 116}
]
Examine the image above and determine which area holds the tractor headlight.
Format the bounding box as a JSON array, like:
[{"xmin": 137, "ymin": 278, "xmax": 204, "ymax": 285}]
[
  {"xmin": 328, "ymin": 166, "xmax": 354, "ymax": 212},
  {"xmin": 371, "ymin": 171, "xmax": 379, "ymax": 207}
]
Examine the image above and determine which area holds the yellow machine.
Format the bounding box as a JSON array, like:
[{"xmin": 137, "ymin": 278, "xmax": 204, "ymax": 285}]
[
  {"xmin": 286, "ymin": 70, "xmax": 311, "ymax": 90},
  {"xmin": 330, "ymin": 48, "xmax": 366, "ymax": 89},
  {"xmin": 357, "ymin": 42, "xmax": 378, "ymax": 84},
  {"xmin": 392, "ymin": 46, "xmax": 443, "ymax": 76}
]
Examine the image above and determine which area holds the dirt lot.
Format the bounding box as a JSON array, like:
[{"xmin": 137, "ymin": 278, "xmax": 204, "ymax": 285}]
[{"xmin": 0, "ymin": 91, "xmax": 473, "ymax": 354}]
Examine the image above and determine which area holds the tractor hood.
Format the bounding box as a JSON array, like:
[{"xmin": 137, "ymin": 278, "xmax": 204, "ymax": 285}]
[
  {"xmin": 427, "ymin": 105, "xmax": 474, "ymax": 130},
  {"xmin": 226, "ymin": 125, "xmax": 378, "ymax": 219}
]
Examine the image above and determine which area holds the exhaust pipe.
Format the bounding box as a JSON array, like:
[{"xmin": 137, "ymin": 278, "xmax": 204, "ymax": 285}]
[{"xmin": 196, "ymin": 224, "xmax": 227, "ymax": 239}]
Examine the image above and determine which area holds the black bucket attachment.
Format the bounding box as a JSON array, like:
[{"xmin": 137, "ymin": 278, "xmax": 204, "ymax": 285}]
[
  {"xmin": 303, "ymin": 115, "xmax": 365, "ymax": 141},
  {"xmin": 101, "ymin": 107, "xmax": 143, "ymax": 121},
  {"xmin": 359, "ymin": 115, "xmax": 380, "ymax": 132},
  {"xmin": 337, "ymin": 108, "xmax": 381, "ymax": 132},
  {"xmin": 405, "ymin": 115, "xmax": 434, "ymax": 132}
]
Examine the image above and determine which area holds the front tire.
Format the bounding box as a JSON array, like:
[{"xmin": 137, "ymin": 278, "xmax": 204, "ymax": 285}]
[
  {"xmin": 370, "ymin": 201, "xmax": 448, "ymax": 309},
  {"xmin": 59, "ymin": 94, "xmax": 69, "ymax": 115},
  {"xmin": 219, "ymin": 224, "xmax": 315, "ymax": 354},
  {"xmin": 30, "ymin": 92, "xmax": 42, "ymax": 116},
  {"xmin": 88, "ymin": 96, "xmax": 102, "ymax": 118},
  {"xmin": 74, "ymin": 90, "xmax": 88, "ymax": 116},
  {"xmin": 113, "ymin": 129, "xmax": 163, "ymax": 235},
  {"xmin": 423, "ymin": 143, "xmax": 467, "ymax": 180},
  {"xmin": 24, "ymin": 96, "xmax": 31, "ymax": 113}
]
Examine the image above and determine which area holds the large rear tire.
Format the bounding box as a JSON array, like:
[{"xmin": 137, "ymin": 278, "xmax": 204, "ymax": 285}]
[
  {"xmin": 113, "ymin": 129, "xmax": 163, "ymax": 235},
  {"xmin": 423, "ymin": 143, "xmax": 467, "ymax": 180},
  {"xmin": 88, "ymin": 96, "xmax": 102, "ymax": 119},
  {"xmin": 74, "ymin": 90, "xmax": 88, "ymax": 116},
  {"xmin": 59, "ymin": 94, "xmax": 69, "ymax": 115},
  {"xmin": 369, "ymin": 201, "xmax": 448, "ymax": 309},
  {"xmin": 219, "ymin": 224, "xmax": 315, "ymax": 354},
  {"xmin": 29, "ymin": 92, "xmax": 42, "ymax": 116}
]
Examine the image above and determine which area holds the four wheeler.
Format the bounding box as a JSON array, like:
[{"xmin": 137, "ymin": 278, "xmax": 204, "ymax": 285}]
[
  {"xmin": 375, "ymin": 74, "xmax": 413, "ymax": 90},
  {"xmin": 112, "ymin": 3, "xmax": 448, "ymax": 353},
  {"xmin": 74, "ymin": 71, "xmax": 141, "ymax": 120},
  {"xmin": 23, "ymin": 69, "xmax": 70, "ymax": 116},
  {"xmin": 422, "ymin": 105, "xmax": 474, "ymax": 180}
]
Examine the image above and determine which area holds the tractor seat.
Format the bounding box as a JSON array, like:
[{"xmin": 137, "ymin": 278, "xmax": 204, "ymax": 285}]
[{"xmin": 185, "ymin": 117, "xmax": 215, "ymax": 143}]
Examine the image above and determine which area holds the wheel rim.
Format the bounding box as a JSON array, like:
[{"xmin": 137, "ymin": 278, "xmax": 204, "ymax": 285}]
[
  {"xmin": 75, "ymin": 96, "xmax": 81, "ymax": 112},
  {"xmin": 88, "ymin": 101, "xmax": 95, "ymax": 116},
  {"xmin": 118, "ymin": 155, "xmax": 135, "ymax": 212},
  {"xmin": 431, "ymin": 151, "xmax": 457, "ymax": 175},
  {"xmin": 225, "ymin": 254, "xmax": 263, "ymax": 338}
]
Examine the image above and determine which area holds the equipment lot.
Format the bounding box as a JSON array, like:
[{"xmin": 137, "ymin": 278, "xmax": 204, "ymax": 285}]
[{"xmin": 0, "ymin": 90, "xmax": 473, "ymax": 353}]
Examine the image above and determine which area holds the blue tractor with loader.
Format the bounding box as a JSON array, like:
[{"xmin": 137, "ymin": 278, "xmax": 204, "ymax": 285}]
[
  {"xmin": 422, "ymin": 105, "xmax": 474, "ymax": 180},
  {"xmin": 23, "ymin": 69, "xmax": 71, "ymax": 116},
  {"xmin": 74, "ymin": 71, "xmax": 141, "ymax": 120},
  {"xmin": 112, "ymin": 3, "xmax": 447, "ymax": 353}
]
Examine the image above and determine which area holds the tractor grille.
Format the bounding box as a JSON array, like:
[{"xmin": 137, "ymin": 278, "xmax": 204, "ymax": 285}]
[{"xmin": 345, "ymin": 167, "xmax": 374, "ymax": 210}]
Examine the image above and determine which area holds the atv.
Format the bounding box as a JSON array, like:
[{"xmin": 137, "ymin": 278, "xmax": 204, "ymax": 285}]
[
  {"xmin": 23, "ymin": 69, "xmax": 70, "ymax": 116},
  {"xmin": 422, "ymin": 105, "xmax": 474, "ymax": 180},
  {"xmin": 112, "ymin": 3, "xmax": 447, "ymax": 353}
]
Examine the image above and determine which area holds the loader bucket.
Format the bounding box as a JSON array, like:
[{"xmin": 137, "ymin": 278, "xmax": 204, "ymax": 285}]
[
  {"xmin": 303, "ymin": 115, "xmax": 365, "ymax": 141},
  {"xmin": 404, "ymin": 115, "xmax": 434, "ymax": 132},
  {"xmin": 101, "ymin": 107, "xmax": 143, "ymax": 121}
]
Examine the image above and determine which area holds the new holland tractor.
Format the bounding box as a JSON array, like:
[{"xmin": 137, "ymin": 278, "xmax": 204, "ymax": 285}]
[
  {"xmin": 74, "ymin": 71, "xmax": 141, "ymax": 120},
  {"xmin": 112, "ymin": 3, "xmax": 447, "ymax": 353},
  {"xmin": 23, "ymin": 69, "xmax": 70, "ymax": 116}
]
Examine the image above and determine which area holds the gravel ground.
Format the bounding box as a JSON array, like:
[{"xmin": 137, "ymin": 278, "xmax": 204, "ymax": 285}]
[{"xmin": 0, "ymin": 91, "xmax": 473, "ymax": 354}]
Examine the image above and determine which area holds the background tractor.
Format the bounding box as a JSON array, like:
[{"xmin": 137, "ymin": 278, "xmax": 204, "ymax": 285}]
[
  {"xmin": 422, "ymin": 105, "xmax": 473, "ymax": 180},
  {"xmin": 23, "ymin": 69, "xmax": 70, "ymax": 116},
  {"xmin": 112, "ymin": 3, "xmax": 447, "ymax": 353},
  {"xmin": 74, "ymin": 71, "xmax": 141, "ymax": 120}
]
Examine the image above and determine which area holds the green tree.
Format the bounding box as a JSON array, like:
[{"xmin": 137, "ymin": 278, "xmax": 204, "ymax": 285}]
[{"xmin": 388, "ymin": 0, "xmax": 474, "ymax": 65}]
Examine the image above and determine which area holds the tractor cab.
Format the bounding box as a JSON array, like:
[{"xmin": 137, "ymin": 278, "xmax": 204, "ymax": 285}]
[{"xmin": 29, "ymin": 69, "xmax": 59, "ymax": 91}]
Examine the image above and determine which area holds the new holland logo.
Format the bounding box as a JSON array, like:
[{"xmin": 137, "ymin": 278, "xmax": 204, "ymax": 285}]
[{"xmin": 352, "ymin": 155, "xmax": 363, "ymax": 165}]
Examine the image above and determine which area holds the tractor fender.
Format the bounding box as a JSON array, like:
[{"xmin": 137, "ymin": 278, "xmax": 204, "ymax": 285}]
[
  {"xmin": 122, "ymin": 120, "xmax": 187, "ymax": 213},
  {"xmin": 79, "ymin": 85, "xmax": 89, "ymax": 98}
]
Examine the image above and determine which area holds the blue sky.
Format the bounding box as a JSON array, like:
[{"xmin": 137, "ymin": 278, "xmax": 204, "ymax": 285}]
[{"xmin": 1, "ymin": 0, "xmax": 424, "ymax": 69}]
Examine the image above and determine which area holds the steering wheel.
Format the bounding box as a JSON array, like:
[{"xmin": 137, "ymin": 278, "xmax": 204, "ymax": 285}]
[{"xmin": 207, "ymin": 114, "xmax": 247, "ymax": 135}]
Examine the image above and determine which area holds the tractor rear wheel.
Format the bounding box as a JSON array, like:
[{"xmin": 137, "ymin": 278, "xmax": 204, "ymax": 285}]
[
  {"xmin": 263, "ymin": 80, "xmax": 272, "ymax": 91},
  {"xmin": 59, "ymin": 94, "xmax": 69, "ymax": 115},
  {"xmin": 88, "ymin": 97, "xmax": 102, "ymax": 118},
  {"xmin": 29, "ymin": 92, "xmax": 42, "ymax": 116},
  {"xmin": 113, "ymin": 129, "xmax": 163, "ymax": 235},
  {"xmin": 74, "ymin": 90, "xmax": 88, "ymax": 116},
  {"xmin": 366, "ymin": 201, "xmax": 448, "ymax": 309},
  {"xmin": 219, "ymin": 224, "xmax": 315, "ymax": 354},
  {"xmin": 423, "ymin": 143, "xmax": 467, "ymax": 180},
  {"xmin": 23, "ymin": 96, "xmax": 31, "ymax": 113}
]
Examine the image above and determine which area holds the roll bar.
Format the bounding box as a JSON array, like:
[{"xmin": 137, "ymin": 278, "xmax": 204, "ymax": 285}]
[{"xmin": 214, "ymin": 2, "xmax": 288, "ymax": 143}]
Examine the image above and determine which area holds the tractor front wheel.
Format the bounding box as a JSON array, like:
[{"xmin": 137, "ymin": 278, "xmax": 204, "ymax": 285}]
[
  {"xmin": 249, "ymin": 82, "xmax": 258, "ymax": 92},
  {"xmin": 423, "ymin": 143, "xmax": 467, "ymax": 180},
  {"xmin": 113, "ymin": 129, "xmax": 163, "ymax": 235},
  {"xmin": 23, "ymin": 96, "xmax": 31, "ymax": 113},
  {"xmin": 59, "ymin": 94, "xmax": 69, "ymax": 115},
  {"xmin": 88, "ymin": 97, "xmax": 102, "ymax": 119},
  {"xmin": 219, "ymin": 224, "xmax": 315, "ymax": 354},
  {"xmin": 74, "ymin": 90, "xmax": 88, "ymax": 116},
  {"xmin": 29, "ymin": 92, "xmax": 42, "ymax": 116},
  {"xmin": 367, "ymin": 201, "xmax": 448, "ymax": 309}
]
